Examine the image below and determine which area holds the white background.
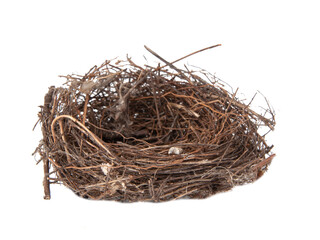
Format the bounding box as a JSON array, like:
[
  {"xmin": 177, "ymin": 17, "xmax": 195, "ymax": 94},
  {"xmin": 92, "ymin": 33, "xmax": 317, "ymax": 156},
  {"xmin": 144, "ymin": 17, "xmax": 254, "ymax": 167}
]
[{"xmin": 1, "ymin": 0, "xmax": 319, "ymax": 239}]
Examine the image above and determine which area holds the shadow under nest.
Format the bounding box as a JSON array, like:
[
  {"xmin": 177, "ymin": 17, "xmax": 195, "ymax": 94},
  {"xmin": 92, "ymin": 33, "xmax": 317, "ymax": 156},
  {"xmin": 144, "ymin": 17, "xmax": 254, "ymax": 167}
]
[{"xmin": 34, "ymin": 46, "xmax": 275, "ymax": 202}]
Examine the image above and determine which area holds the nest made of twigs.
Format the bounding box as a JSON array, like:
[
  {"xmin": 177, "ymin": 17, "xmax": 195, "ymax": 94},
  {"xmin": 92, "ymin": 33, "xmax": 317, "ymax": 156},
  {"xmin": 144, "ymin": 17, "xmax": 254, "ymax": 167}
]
[{"xmin": 34, "ymin": 45, "xmax": 275, "ymax": 202}]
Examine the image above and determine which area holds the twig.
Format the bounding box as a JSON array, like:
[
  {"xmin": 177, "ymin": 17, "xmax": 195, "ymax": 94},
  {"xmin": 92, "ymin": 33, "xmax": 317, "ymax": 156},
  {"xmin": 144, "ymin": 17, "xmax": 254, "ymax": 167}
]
[
  {"xmin": 164, "ymin": 44, "xmax": 221, "ymax": 68},
  {"xmin": 80, "ymin": 94, "xmax": 90, "ymax": 153},
  {"xmin": 43, "ymin": 155, "xmax": 51, "ymax": 200}
]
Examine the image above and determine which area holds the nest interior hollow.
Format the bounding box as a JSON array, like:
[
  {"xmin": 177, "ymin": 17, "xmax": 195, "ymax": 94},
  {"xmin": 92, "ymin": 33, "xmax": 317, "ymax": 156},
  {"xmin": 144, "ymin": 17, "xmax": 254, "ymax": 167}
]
[{"xmin": 35, "ymin": 49, "xmax": 275, "ymax": 202}]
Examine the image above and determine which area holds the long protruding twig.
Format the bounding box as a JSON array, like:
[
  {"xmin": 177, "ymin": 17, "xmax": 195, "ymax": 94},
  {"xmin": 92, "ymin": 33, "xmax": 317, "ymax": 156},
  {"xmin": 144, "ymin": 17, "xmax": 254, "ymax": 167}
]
[
  {"xmin": 144, "ymin": 44, "xmax": 221, "ymax": 84},
  {"xmin": 144, "ymin": 45, "xmax": 190, "ymax": 82},
  {"xmin": 145, "ymin": 44, "xmax": 221, "ymax": 69},
  {"xmin": 166, "ymin": 44, "xmax": 221, "ymax": 67}
]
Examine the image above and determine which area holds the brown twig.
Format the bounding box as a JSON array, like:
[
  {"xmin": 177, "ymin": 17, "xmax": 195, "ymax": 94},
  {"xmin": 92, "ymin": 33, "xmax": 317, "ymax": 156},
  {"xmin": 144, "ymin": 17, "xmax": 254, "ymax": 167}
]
[{"xmin": 80, "ymin": 94, "xmax": 90, "ymax": 152}]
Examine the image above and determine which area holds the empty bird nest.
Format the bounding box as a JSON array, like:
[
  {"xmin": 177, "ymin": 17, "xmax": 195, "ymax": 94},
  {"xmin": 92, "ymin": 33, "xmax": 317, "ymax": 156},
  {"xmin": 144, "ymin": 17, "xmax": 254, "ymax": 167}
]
[{"xmin": 34, "ymin": 45, "xmax": 275, "ymax": 202}]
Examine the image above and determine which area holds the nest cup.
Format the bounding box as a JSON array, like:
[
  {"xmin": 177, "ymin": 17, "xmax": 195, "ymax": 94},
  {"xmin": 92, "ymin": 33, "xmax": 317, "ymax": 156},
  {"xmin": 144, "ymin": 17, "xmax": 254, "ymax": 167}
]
[{"xmin": 35, "ymin": 46, "xmax": 275, "ymax": 202}]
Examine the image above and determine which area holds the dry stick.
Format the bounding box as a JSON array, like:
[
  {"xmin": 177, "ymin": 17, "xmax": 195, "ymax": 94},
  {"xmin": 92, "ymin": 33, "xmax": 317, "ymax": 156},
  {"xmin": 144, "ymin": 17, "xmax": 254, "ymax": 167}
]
[
  {"xmin": 215, "ymin": 88, "xmax": 239, "ymax": 138},
  {"xmin": 51, "ymin": 115, "xmax": 115, "ymax": 159},
  {"xmin": 122, "ymin": 70, "xmax": 146, "ymax": 99},
  {"xmin": 252, "ymin": 154, "xmax": 276, "ymax": 171},
  {"xmin": 144, "ymin": 45, "xmax": 191, "ymax": 83},
  {"xmin": 42, "ymin": 87, "xmax": 55, "ymax": 200},
  {"xmin": 144, "ymin": 44, "xmax": 222, "ymax": 87},
  {"xmin": 80, "ymin": 94, "xmax": 90, "ymax": 153},
  {"xmin": 150, "ymin": 77, "xmax": 162, "ymax": 128},
  {"xmin": 43, "ymin": 154, "xmax": 51, "ymax": 200},
  {"xmin": 58, "ymin": 120, "xmax": 72, "ymax": 163},
  {"xmin": 162, "ymin": 44, "xmax": 221, "ymax": 68},
  {"xmin": 232, "ymin": 99, "xmax": 274, "ymax": 130},
  {"xmin": 48, "ymin": 157, "xmax": 106, "ymax": 170}
]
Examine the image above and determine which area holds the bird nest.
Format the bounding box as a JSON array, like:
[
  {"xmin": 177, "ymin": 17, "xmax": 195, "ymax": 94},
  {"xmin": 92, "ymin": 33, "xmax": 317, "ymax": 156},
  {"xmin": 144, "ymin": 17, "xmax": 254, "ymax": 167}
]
[{"xmin": 34, "ymin": 45, "xmax": 275, "ymax": 202}]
